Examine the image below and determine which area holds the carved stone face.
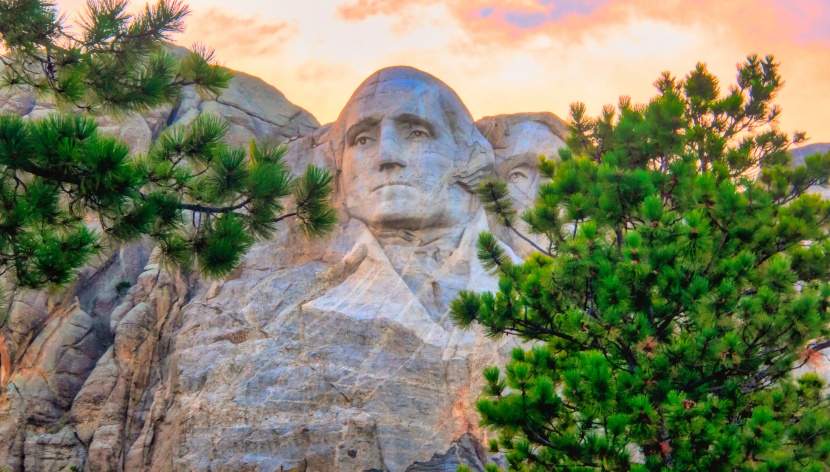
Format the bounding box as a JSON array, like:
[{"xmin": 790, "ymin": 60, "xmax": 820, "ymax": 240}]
[
  {"xmin": 495, "ymin": 121, "xmax": 563, "ymax": 210},
  {"xmin": 339, "ymin": 76, "xmax": 476, "ymax": 232},
  {"xmin": 496, "ymin": 153, "xmax": 539, "ymax": 212}
]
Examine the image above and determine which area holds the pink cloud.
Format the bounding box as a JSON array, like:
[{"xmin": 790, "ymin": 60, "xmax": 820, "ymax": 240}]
[
  {"xmin": 329, "ymin": 0, "xmax": 830, "ymax": 142},
  {"xmin": 768, "ymin": 0, "xmax": 830, "ymax": 44},
  {"xmin": 337, "ymin": 0, "xmax": 829, "ymax": 48},
  {"xmin": 50, "ymin": 0, "xmax": 830, "ymax": 143}
]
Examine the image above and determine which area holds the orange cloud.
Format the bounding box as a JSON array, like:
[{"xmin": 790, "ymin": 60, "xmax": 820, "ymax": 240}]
[
  {"xmin": 50, "ymin": 0, "xmax": 830, "ymax": 143},
  {"xmin": 330, "ymin": 0, "xmax": 830, "ymax": 142},
  {"xmin": 175, "ymin": 7, "xmax": 296, "ymax": 58},
  {"xmin": 337, "ymin": 0, "xmax": 439, "ymax": 21},
  {"xmin": 336, "ymin": 0, "xmax": 829, "ymax": 49}
]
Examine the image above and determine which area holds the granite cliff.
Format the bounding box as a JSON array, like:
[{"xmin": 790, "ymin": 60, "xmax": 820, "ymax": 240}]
[
  {"xmin": 0, "ymin": 64, "xmax": 568, "ymax": 472},
  {"xmin": 4, "ymin": 58, "xmax": 826, "ymax": 472}
]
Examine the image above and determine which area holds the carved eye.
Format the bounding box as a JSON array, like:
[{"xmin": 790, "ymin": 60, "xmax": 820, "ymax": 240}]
[
  {"xmin": 356, "ymin": 136, "xmax": 372, "ymax": 146},
  {"xmin": 409, "ymin": 129, "xmax": 429, "ymax": 139},
  {"xmin": 508, "ymin": 169, "xmax": 528, "ymax": 182}
]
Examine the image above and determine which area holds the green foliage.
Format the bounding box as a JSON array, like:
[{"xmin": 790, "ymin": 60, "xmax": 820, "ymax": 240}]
[
  {"xmin": 0, "ymin": 0, "xmax": 233, "ymax": 113},
  {"xmin": 115, "ymin": 279, "xmax": 131, "ymax": 290},
  {"xmin": 0, "ymin": 0, "xmax": 335, "ymax": 289},
  {"xmin": 456, "ymin": 55, "xmax": 830, "ymax": 471},
  {"xmin": 291, "ymin": 164, "xmax": 337, "ymax": 238},
  {"xmin": 0, "ymin": 111, "xmax": 335, "ymax": 289}
]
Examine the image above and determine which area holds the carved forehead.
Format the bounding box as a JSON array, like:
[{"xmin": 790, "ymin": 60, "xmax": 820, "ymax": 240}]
[
  {"xmin": 346, "ymin": 79, "xmax": 446, "ymax": 124},
  {"xmin": 354, "ymin": 66, "xmax": 461, "ymax": 99},
  {"xmin": 339, "ymin": 66, "xmax": 474, "ymax": 128}
]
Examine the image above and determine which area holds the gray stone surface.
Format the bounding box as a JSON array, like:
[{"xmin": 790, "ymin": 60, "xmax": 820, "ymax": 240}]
[
  {"xmin": 0, "ymin": 243, "xmax": 152, "ymax": 472},
  {"xmin": 0, "ymin": 64, "xmax": 570, "ymax": 471},
  {"xmin": 790, "ymin": 143, "xmax": 830, "ymax": 167},
  {"xmin": 789, "ymin": 143, "xmax": 830, "ymax": 381},
  {"xmin": 789, "ymin": 143, "xmax": 830, "ymax": 199}
]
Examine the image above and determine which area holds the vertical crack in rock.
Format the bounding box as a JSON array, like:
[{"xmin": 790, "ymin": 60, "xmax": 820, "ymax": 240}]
[{"xmin": 165, "ymin": 98, "xmax": 183, "ymax": 130}]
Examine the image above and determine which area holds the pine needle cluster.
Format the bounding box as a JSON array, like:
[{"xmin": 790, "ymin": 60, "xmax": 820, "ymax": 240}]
[
  {"xmin": 0, "ymin": 0, "xmax": 233, "ymax": 113},
  {"xmin": 453, "ymin": 55, "xmax": 830, "ymax": 471}
]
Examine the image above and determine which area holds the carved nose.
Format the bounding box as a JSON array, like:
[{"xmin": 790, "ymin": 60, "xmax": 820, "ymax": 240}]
[{"xmin": 378, "ymin": 127, "xmax": 407, "ymax": 171}]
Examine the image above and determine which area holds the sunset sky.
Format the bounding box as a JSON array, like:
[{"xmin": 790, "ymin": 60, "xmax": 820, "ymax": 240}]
[{"xmin": 58, "ymin": 0, "xmax": 830, "ymax": 143}]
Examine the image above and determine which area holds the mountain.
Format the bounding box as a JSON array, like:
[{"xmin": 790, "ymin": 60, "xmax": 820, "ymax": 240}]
[{"xmin": 0, "ymin": 64, "xmax": 568, "ymax": 472}]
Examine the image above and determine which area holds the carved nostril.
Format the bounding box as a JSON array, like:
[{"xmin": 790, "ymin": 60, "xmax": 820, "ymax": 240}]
[{"xmin": 379, "ymin": 161, "xmax": 404, "ymax": 171}]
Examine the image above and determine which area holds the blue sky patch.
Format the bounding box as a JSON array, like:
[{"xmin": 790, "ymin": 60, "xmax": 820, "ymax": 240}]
[
  {"xmin": 504, "ymin": 11, "xmax": 550, "ymax": 29},
  {"xmin": 494, "ymin": 1, "xmax": 610, "ymax": 29},
  {"xmin": 546, "ymin": 0, "xmax": 605, "ymax": 21}
]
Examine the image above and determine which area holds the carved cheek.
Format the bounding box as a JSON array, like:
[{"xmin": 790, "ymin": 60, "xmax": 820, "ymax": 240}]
[
  {"xmin": 344, "ymin": 147, "xmax": 374, "ymax": 174},
  {"xmin": 418, "ymin": 143, "xmax": 455, "ymax": 172}
]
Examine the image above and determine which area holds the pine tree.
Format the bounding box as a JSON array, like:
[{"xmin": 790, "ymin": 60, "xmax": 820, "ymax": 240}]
[
  {"xmin": 0, "ymin": 0, "xmax": 336, "ymax": 289},
  {"xmin": 453, "ymin": 55, "xmax": 830, "ymax": 471}
]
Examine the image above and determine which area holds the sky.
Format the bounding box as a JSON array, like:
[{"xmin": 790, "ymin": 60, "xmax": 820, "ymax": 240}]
[{"xmin": 57, "ymin": 0, "xmax": 830, "ymax": 143}]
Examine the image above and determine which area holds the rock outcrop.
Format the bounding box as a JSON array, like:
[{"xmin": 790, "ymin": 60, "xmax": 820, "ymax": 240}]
[
  {"xmin": 790, "ymin": 143, "xmax": 830, "ymax": 200},
  {"xmin": 790, "ymin": 143, "xmax": 830, "ymax": 166},
  {"xmin": 0, "ymin": 64, "xmax": 568, "ymax": 472},
  {"xmin": 5, "ymin": 55, "xmax": 829, "ymax": 472},
  {"xmin": 0, "ymin": 59, "xmax": 319, "ymax": 155}
]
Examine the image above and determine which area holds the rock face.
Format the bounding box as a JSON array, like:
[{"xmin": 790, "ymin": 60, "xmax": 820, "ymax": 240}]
[
  {"xmin": 6, "ymin": 56, "xmax": 827, "ymax": 472},
  {"xmin": 790, "ymin": 143, "xmax": 830, "ymax": 199},
  {"xmin": 0, "ymin": 243, "xmax": 154, "ymax": 472},
  {"xmin": 477, "ymin": 112, "xmax": 567, "ymax": 258},
  {"xmin": 789, "ymin": 143, "xmax": 830, "ymax": 382},
  {"xmin": 790, "ymin": 143, "xmax": 830, "ymax": 166},
  {"xmin": 0, "ymin": 65, "xmax": 565, "ymax": 471},
  {"xmin": 0, "ymin": 57, "xmax": 319, "ymax": 155}
]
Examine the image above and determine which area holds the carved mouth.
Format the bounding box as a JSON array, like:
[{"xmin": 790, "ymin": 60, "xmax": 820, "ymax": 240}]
[{"xmin": 372, "ymin": 182, "xmax": 413, "ymax": 192}]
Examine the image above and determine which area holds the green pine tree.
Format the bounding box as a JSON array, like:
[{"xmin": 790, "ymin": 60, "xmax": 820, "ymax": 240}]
[
  {"xmin": 0, "ymin": 0, "xmax": 336, "ymax": 289},
  {"xmin": 453, "ymin": 55, "xmax": 830, "ymax": 471}
]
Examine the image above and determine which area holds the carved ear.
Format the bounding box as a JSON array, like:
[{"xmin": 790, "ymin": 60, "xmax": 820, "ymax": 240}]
[{"xmin": 453, "ymin": 141, "xmax": 495, "ymax": 191}]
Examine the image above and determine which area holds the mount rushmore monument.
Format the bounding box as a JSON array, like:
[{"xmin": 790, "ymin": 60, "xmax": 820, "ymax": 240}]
[
  {"xmin": 0, "ymin": 66, "xmax": 567, "ymax": 471},
  {"xmin": 3, "ymin": 59, "xmax": 829, "ymax": 472}
]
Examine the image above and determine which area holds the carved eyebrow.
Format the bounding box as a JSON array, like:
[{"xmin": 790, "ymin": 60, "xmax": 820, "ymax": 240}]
[
  {"xmin": 346, "ymin": 117, "xmax": 380, "ymax": 146},
  {"xmin": 395, "ymin": 114, "xmax": 436, "ymax": 137}
]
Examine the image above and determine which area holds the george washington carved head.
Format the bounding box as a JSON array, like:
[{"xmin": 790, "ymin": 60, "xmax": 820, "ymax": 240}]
[{"xmin": 331, "ymin": 66, "xmax": 494, "ymax": 232}]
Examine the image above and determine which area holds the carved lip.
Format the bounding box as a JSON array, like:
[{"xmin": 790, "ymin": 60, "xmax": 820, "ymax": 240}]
[{"xmin": 372, "ymin": 182, "xmax": 413, "ymax": 191}]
